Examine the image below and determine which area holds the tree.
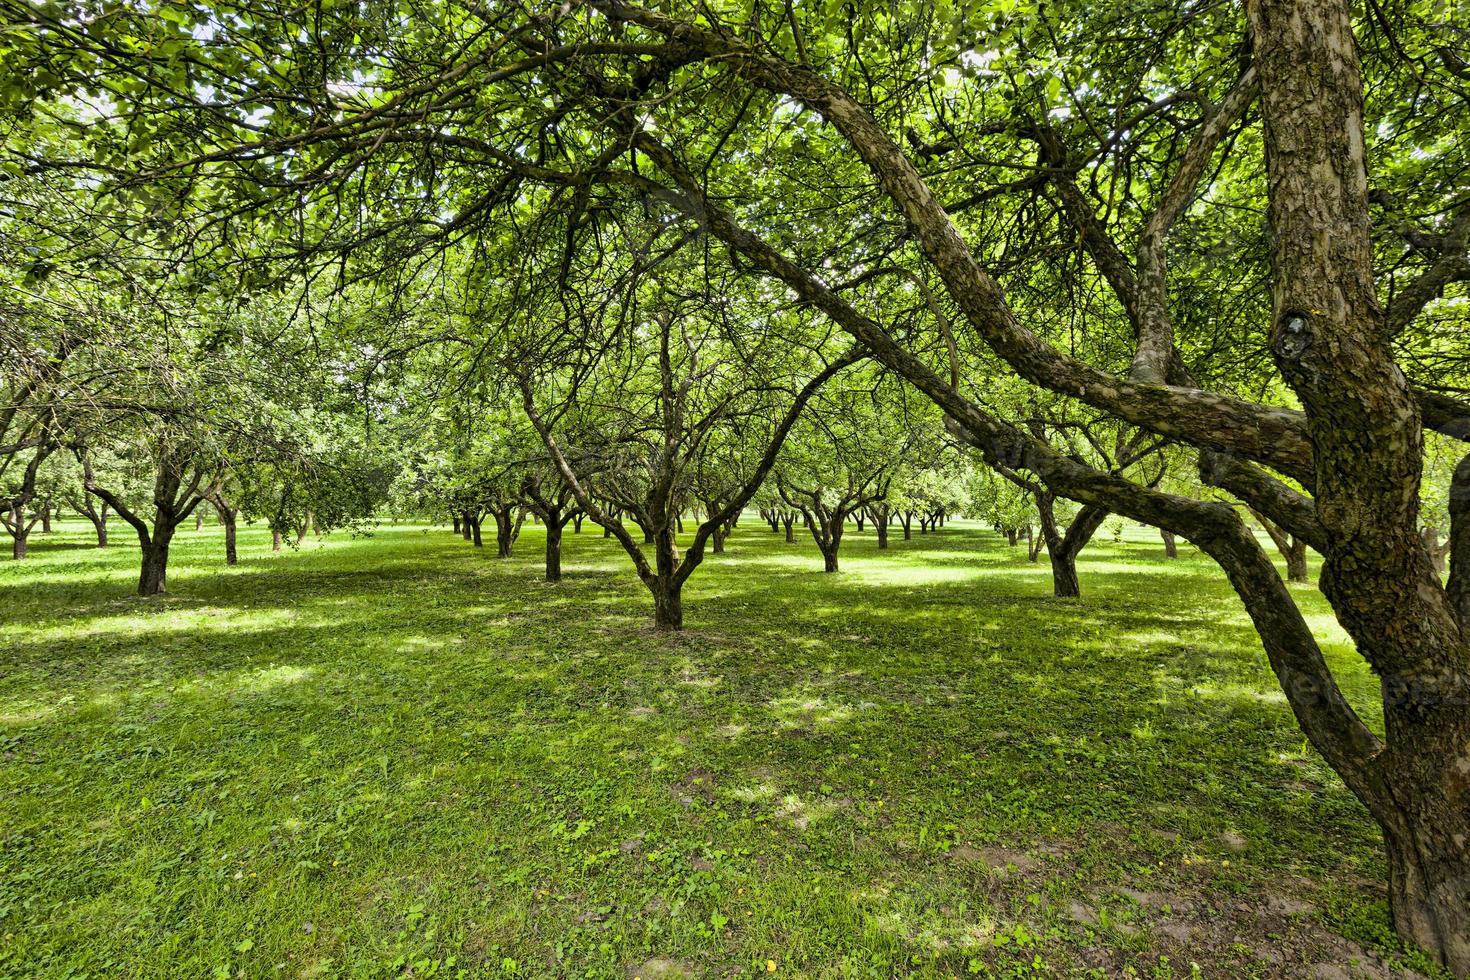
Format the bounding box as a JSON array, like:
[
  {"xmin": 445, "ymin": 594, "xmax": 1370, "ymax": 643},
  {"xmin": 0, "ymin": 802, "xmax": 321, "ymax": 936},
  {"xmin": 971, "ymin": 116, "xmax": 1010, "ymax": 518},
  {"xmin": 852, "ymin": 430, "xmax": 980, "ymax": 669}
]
[
  {"xmin": 77, "ymin": 436, "xmax": 219, "ymax": 595},
  {"xmin": 10, "ymin": 0, "xmax": 1470, "ymax": 964},
  {"xmin": 513, "ymin": 269, "xmax": 861, "ymax": 629},
  {"xmin": 521, "ymin": 462, "xmax": 581, "ymax": 583},
  {"xmin": 776, "ymin": 376, "xmax": 927, "ymax": 572}
]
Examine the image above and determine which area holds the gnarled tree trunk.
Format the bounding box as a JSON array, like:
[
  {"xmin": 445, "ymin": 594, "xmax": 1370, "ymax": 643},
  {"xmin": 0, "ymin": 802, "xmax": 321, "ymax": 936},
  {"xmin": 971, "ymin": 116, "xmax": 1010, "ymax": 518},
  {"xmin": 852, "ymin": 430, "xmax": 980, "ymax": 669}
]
[{"xmin": 138, "ymin": 536, "xmax": 170, "ymax": 595}]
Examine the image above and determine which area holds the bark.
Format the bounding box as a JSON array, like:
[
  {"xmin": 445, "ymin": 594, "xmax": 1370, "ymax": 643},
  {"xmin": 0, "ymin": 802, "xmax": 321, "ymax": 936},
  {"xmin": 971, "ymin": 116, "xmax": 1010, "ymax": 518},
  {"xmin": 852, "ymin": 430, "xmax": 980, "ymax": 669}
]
[
  {"xmin": 1449, "ymin": 454, "xmax": 1470, "ymax": 625},
  {"xmin": 92, "ymin": 508, "xmax": 108, "ymax": 547},
  {"xmin": 222, "ymin": 513, "xmax": 237, "ymax": 565},
  {"xmin": 704, "ymin": 502, "xmax": 727, "ymax": 553},
  {"xmin": 901, "ymin": 512, "xmax": 913, "ymax": 539},
  {"xmin": 573, "ymin": 512, "xmax": 584, "ymax": 533},
  {"xmin": 39, "ymin": 501, "xmax": 51, "ymax": 533},
  {"xmin": 4, "ymin": 502, "xmax": 43, "ymax": 559},
  {"xmin": 272, "ymin": 528, "xmax": 282, "ymax": 552},
  {"xmin": 1421, "ymin": 526, "xmax": 1449, "ymax": 575},
  {"xmin": 212, "ymin": 497, "xmax": 239, "ymax": 566},
  {"xmin": 11, "ymin": 516, "xmax": 28, "ymax": 559},
  {"xmin": 295, "ymin": 510, "xmax": 314, "ymax": 547},
  {"xmin": 138, "ymin": 538, "xmax": 169, "ymax": 595},
  {"xmin": 871, "ymin": 505, "xmax": 890, "ymax": 549},
  {"xmin": 195, "ymin": 512, "xmax": 204, "ymax": 531},
  {"xmin": 545, "ymin": 521, "xmax": 563, "ymax": 582},
  {"xmin": 782, "ymin": 512, "xmax": 795, "ymax": 542},
  {"xmin": 1162, "ymin": 529, "xmax": 1178, "ymax": 559},
  {"xmin": 1252, "ymin": 509, "xmax": 1310, "ymax": 584},
  {"xmin": 1251, "ymin": 1, "xmax": 1469, "ymax": 964},
  {"xmin": 491, "ymin": 505, "xmax": 524, "ymax": 557},
  {"xmin": 822, "ymin": 535, "xmax": 840, "ymax": 572},
  {"xmin": 470, "ymin": 515, "xmax": 483, "ymax": 548},
  {"xmin": 1037, "ymin": 494, "xmax": 1108, "ymax": 598},
  {"xmin": 651, "ymin": 574, "xmax": 683, "ymax": 630},
  {"xmin": 460, "ymin": 511, "xmax": 473, "ymax": 540},
  {"xmin": 522, "ymin": 477, "xmax": 579, "ymax": 583},
  {"xmin": 452, "ymin": 513, "xmax": 461, "ymax": 535}
]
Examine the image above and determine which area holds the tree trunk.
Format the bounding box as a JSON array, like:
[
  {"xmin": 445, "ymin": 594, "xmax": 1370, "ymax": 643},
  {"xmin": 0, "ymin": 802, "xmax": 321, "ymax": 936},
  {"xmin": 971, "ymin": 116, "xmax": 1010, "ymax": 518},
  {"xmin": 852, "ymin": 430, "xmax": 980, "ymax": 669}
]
[
  {"xmin": 461, "ymin": 511, "xmax": 473, "ymax": 540},
  {"xmin": 1006, "ymin": 528, "xmax": 1018, "ymax": 547},
  {"xmin": 854, "ymin": 513, "xmax": 865, "ymax": 532},
  {"xmin": 493, "ymin": 507, "xmax": 519, "ymax": 557},
  {"xmin": 822, "ymin": 547, "xmax": 839, "ymax": 573},
  {"xmin": 91, "ymin": 509, "xmax": 108, "ymax": 547},
  {"xmin": 783, "ymin": 513, "xmax": 795, "ymax": 542},
  {"xmin": 40, "ymin": 502, "xmax": 51, "ymax": 533},
  {"xmin": 452, "ymin": 513, "xmax": 461, "ymax": 534},
  {"xmin": 272, "ymin": 528, "xmax": 282, "ymax": 552},
  {"xmin": 875, "ymin": 516, "xmax": 888, "ymax": 549},
  {"xmin": 12, "ymin": 528, "xmax": 28, "ymax": 560},
  {"xmin": 194, "ymin": 512, "xmax": 203, "ymax": 531},
  {"xmin": 651, "ymin": 577, "xmax": 683, "ymax": 630},
  {"xmin": 1284, "ymin": 538, "xmax": 1308, "ymax": 583},
  {"xmin": 573, "ymin": 512, "xmax": 584, "ymax": 533},
  {"xmin": 138, "ymin": 538, "xmax": 170, "ymax": 596},
  {"xmin": 545, "ymin": 521, "xmax": 562, "ymax": 582},
  {"xmin": 1379, "ymin": 767, "xmax": 1470, "ymax": 975},
  {"xmin": 1252, "ymin": 509, "xmax": 1310, "ymax": 583},
  {"xmin": 901, "ymin": 513, "xmax": 912, "ymax": 539},
  {"xmin": 470, "ymin": 516, "xmax": 483, "ymax": 548},
  {"xmin": 1162, "ymin": 529, "xmax": 1178, "ymax": 559},
  {"xmin": 1049, "ymin": 548, "xmax": 1081, "ymax": 598},
  {"xmin": 221, "ymin": 510, "xmax": 238, "ymax": 566}
]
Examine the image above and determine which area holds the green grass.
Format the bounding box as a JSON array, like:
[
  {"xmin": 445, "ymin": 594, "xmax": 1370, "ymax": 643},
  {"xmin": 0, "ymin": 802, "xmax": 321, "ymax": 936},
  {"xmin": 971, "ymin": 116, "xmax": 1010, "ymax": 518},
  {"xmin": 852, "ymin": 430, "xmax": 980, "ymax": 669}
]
[{"xmin": 0, "ymin": 518, "xmax": 1433, "ymax": 978}]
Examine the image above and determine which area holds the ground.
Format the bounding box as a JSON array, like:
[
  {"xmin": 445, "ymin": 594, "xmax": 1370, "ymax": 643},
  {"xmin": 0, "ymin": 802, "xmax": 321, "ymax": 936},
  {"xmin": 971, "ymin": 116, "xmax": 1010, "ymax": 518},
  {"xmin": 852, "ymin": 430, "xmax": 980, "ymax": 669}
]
[{"xmin": 0, "ymin": 518, "xmax": 1445, "ymax": 979}]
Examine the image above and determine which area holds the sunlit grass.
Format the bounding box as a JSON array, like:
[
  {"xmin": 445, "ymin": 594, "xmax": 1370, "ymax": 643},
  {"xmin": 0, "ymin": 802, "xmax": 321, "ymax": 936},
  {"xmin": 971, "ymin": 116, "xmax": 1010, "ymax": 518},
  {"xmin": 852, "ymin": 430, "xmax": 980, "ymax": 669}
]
[{"xmin": 0, "ymin": 517, "xmax": 1435, "ymax": 978}]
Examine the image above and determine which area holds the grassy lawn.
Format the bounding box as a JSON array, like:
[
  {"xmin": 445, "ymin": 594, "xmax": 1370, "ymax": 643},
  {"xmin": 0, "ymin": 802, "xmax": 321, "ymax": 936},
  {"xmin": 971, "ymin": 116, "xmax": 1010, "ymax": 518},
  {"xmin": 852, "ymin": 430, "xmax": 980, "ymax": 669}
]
[{"xmin": 0, "ymin": 518, "xmax": 1434, "ymax": 978}]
